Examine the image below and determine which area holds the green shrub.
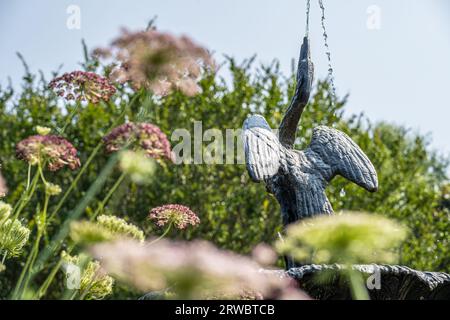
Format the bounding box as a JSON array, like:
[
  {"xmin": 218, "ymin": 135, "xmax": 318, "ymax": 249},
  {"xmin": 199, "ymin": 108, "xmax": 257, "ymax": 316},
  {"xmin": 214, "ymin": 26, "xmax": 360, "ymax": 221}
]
[{"xmin": 0, "ymin": 47, "xmax": 448, "ymax": 298}]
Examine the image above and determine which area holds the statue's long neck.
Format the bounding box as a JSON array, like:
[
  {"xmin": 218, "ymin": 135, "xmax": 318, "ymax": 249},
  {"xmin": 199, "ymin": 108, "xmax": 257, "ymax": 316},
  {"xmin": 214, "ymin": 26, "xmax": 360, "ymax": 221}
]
[
  {"xmin": 278, "ymin": 36, "xmax": 313, "ymax": 149},
  {"xmin": 279, "ymin": 91, "xmax": 308, "ymax": 148}
]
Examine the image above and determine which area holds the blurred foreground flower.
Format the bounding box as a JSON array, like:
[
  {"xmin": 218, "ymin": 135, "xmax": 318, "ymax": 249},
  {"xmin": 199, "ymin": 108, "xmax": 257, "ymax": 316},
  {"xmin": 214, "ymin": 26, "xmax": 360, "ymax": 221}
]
[
  {"xmin": 252, "ymin": 244, "xmax": 278, "ymax": 267},
  {"xmin": 276, "ymin": 212, "xmax": 408, "ymax": 300},
  {"xmin": 0, "ymin": 171, "xmax": 7, "ymax": 198},
  {"xmin": 61, "ymin": 251, "xmax": 113, "ymax": 300},
  {"xmin": 49, "ymin": 71, "xmax": 116, "ymax": 104},
  {"xmin": 95, "ymin": 28, "xmax": 214, "ymax": 96},
  {"xmin": 90, "ymin": 239, "xmax": 303, "ymax": 299},
  {"xmin": 70, "ymin": 214, "xmax": 144, "ymax": 245},
  {"xmin": 0, "ymin": 204, "xmax": 30, "ymax": 258},
  {"xmin": 149, "ymin": 204, "xmax": 200, "ymax": 230},
  {"xmin": 0, "ymin": 201, "xmax": 12, "ymax": 223},
  {"xmin": 16, "ymin": 135, "xmax": 80, "ymax": 171},
  {"xmin": 276, "ymin": 212, "xmax": 408, "ymax": 265},
  {"xmin": 119, "ymin": 150, "xmax": 156, "ymax": 184},
  {"xmin": 103, "ymin": 122, "xmax": 172, "ymax": 161}
]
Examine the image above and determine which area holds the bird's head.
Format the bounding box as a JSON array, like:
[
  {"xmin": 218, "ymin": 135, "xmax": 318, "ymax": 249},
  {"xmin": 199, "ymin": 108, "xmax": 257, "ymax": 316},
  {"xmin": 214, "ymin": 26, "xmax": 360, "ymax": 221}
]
[{"xmin": 243, "ymin": 114, "xmax": 272, "ymax": 131}]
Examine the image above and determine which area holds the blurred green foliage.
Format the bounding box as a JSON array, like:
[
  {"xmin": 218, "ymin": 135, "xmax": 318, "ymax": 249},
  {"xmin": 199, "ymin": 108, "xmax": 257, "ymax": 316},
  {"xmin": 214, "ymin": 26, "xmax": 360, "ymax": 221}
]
[{"xmin": 0, "ymin": 51, "xmax": 448, "ymax": 298}]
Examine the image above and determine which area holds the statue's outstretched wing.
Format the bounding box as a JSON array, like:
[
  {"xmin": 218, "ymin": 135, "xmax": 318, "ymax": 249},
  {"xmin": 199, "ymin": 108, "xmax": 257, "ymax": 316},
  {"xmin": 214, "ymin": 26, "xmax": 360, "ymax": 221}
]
[
  {"xmin": 243, "ymin": 115, "xmax": 283, "ymax": 182},
  {"xmin": 307, "ymin": 126, "xmax": 378, "ymax": 192}
]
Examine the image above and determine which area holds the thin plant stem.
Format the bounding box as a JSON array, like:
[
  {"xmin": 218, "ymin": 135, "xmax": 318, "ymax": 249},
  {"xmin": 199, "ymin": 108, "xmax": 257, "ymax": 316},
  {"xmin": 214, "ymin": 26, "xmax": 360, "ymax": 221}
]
[
  {"xmin": 347, "ymin": 268, "xmax": 370, "ymax": 300},
  {"xmin": 47, "ymin": 142, "xmax": 103, "ymax": 223},
  {"xmin": 149, "ymin": 222, "xmax": 172, "ymax": 245},
  {"xmin": 30, "ymin": 154, "xmax": 120, "ymax": 285},
  {"xmin": 12, "ymin": 220, "xmax": 43, "ymax": 299},
  {"xmin": 92, "ymin": 172, "xmax": 126, "ymax": 218},
  {"xmin": 12, "ymin": 236, "xmax": 38, "ymax": 299},
  {"xmin": 38, "ymin": 163, "xmax": 47, "ymax": 185},
  {"xmin": 35, "ymin": 172, "xmax": 127, "ymax": 298},
  {"xmin": 12, "ymin": 164, "xmax": 49, "ymax": 299},
  {"xmin": 20, "ymin": 194, "xmax": 50, "ymax": 298},
  {"xmin": 0, "ymin": 170, "xmax": 39, "ymax": 267},
  {"xmin": 26, "ymin": 163, "xmax": 32, "ymax": 190},
  {"xmin": 47, "ymin": 94, "xmax": 139, "ymax": 223},
  {"xmin": 3, "ymin": 169, "xmax": 39, "ymax": 267},
  {"xmin": 59, "ymin": 103, "xmax": 80, "ymax": 134},
  {"xmin": 35, "ymin": 259, "xmax": 62, "ymax": 299},
  {"xmin": 12, "ymin": 171, "xmax": 39, "ymax": 220},
  {"xmin": 28, "ymin": 94, "xmax": 140, "ymax": 297}
]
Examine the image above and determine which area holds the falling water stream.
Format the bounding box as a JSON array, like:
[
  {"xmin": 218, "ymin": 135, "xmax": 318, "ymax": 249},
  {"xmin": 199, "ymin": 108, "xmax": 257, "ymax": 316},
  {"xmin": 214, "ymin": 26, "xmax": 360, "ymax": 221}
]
[{"xmin": 304, "ymin": 0, "xmax": 339, "ymax": 123}]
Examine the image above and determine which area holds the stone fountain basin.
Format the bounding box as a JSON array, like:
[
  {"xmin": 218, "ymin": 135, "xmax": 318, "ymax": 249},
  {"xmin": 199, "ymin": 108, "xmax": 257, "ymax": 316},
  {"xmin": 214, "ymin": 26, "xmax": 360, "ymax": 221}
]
[{"xmin": 285, "ymin": 264, "xmax": 450, "ymax": 300}]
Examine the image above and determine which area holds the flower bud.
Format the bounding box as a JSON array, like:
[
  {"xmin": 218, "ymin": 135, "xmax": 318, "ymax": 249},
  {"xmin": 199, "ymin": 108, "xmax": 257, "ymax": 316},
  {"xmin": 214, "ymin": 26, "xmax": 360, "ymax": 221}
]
[
  {"xmin": 36, "ymin": 126, "xmax": 51, "ymax": 136},
  {"xmin": 0, "ymin": 201, "xmax": 12, "ymax": 222},
  {"xmin": 45, "ymin": 183, "xmax": 62, "ymax": 196}
]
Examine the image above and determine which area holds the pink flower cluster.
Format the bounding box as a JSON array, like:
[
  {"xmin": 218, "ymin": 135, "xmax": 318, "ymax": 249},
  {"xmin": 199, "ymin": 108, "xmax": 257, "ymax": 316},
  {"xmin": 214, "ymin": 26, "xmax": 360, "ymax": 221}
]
[
  {"xmin": 103, "ymin": 122, "xmax": 172, "ymax": 161},
  {"xmin": 90, "ymin": 239, "xmax": 308, "ymax": 299},
  {"xmin": 95, "ymin": 29, "xmax": 215, "ymax": 96},
  {"xmin": 49, "ymin": 71, "xmax": 116, "ymax": 104},
  {"xmin": 149, "ymin": 204, "xmax": 200, "ymax": 230},
  {"xmin": 16, "ymin": 135, "xmax": 81, "ymax": 171}
]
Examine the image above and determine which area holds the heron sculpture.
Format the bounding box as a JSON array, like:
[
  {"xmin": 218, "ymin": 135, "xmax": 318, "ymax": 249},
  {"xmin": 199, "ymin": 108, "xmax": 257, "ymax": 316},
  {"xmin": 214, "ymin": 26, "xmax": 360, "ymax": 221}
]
[{"xmin": 242, "ymin": 37, "xmax": 379, "ymax": 267}]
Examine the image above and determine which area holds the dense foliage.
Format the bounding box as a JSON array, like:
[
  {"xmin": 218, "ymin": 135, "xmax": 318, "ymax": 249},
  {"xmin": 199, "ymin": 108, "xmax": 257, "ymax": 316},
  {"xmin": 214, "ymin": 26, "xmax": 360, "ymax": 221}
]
[{"xmin": 0, "ymin": 44, "xmax": 448, "ymax": 298}]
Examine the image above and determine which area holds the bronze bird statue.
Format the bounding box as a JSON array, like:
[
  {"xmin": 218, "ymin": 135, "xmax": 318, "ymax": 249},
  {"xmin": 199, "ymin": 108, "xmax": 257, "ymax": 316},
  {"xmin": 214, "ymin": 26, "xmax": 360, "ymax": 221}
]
[{"xmin": 242, "ymin": 37, "xmax": 378, "ymax": 267}]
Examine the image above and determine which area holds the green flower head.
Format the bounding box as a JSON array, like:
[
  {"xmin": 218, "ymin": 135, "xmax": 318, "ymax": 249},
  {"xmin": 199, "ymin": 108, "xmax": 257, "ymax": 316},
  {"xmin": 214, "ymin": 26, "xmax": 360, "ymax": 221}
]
[
  {"xmin": 70, "ymin": 221, "xmax": 114, "ymax": 245},
  {"xmin": 0, "ymin": 201, "xmax": 12, "ymax": 222},
  {"xmin": 61, "ymin": 251, "xmax": 114, "ymax": 300},
  {"xmin": 70, "ymin": 215, "xmax": 144, "ymax": 245},
  {"xmin": 97, "ymin": 215, "xmax": 145, "ymax": 242},
  {"xmin": 276, "ymin": 212, "xmax": 408, "ymax": 265},
  {"xmin": 0, "ymin": 219, "xmax": 30, "ymax": 258},
  {"xmin": 119, "ymin": 150, "xmax": 156, "ymax": 184}
]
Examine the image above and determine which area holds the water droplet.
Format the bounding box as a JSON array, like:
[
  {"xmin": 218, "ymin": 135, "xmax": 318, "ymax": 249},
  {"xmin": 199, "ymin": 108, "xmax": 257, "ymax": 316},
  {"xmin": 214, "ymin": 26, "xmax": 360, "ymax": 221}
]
[{"xmin": 340, "ymin": 188, "xmax": 346, "ymax": 197}]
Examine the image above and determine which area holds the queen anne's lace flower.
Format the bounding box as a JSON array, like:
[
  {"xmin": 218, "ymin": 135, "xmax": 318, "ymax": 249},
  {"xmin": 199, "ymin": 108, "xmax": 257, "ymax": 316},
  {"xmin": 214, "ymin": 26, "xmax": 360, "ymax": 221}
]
[
  {"xmin": 0, "ymin": 218, "xmax": 30, "ymax": 258},
  {"xmin": 103, "ymin": 122, "xmax": 172, "ymax": 161},
  {"xmin": 0, "ymin": 201, "xmax": 12, "ymax": 222},
  {"xmin": 276, "ymin": 212, "xmax": 408, "ymax": 265},
  {"xmin": 49, "ymin": 71, "xmax": 116, "ymax": 104},
  {"xmin": 149, "ymin": 204, "xmax": 200, "ymax": 230},
  {"xmin": 96, "ymin": 215, "xmax": 145, "ymax": 242},
  {"xmin": 70, "ymin": 221, "xmax": 113, "ymax": 245},
  {"xmin": 70, "ymin": 215, "xmax": 144, "ymax": 245},
  {"xmin": 16, "ymin": 135, "xmax": 80, "ymax": 171},
  {"xmin": 0, "ymin": 171, "xmax": 7, "ymax": 198},
  {"xmin": 90, "ymin": 239, "xmax": 304, "ymax": 299},
  {"xmin": 95, "ymin": 29, "xmax": 215, "ymax": 96},
  {"xmin": 61, "ymin": 251, "xmax": 114, "ymax": 300}
]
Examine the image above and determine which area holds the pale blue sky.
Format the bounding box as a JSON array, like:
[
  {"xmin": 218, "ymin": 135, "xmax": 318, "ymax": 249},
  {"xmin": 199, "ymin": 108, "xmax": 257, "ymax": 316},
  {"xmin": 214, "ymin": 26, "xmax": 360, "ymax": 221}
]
[{"xmin": 1, "ymin": 0, "xmax": 449, "ymax": 156}]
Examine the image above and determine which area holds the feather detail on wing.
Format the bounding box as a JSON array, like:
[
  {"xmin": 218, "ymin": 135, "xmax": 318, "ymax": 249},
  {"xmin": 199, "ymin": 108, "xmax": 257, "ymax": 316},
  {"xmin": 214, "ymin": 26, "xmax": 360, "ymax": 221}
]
[
  {"xmin": 307, "ymin": 126, "xmax": 378, "ymax": 192},
  {"xmin": 293, "ymin": 183, "xmax": 334, "ymax": 220},
  {"xmin": 243, "ymin": 115, "xmax": 283, "ymax": 182}
]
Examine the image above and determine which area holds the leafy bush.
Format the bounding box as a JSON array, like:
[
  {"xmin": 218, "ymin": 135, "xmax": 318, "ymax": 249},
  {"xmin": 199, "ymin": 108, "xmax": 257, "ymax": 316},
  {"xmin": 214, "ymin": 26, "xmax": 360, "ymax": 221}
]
[{"xmin": 0, "ymin": 32, "xmax": 448, "ymax": 299}]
